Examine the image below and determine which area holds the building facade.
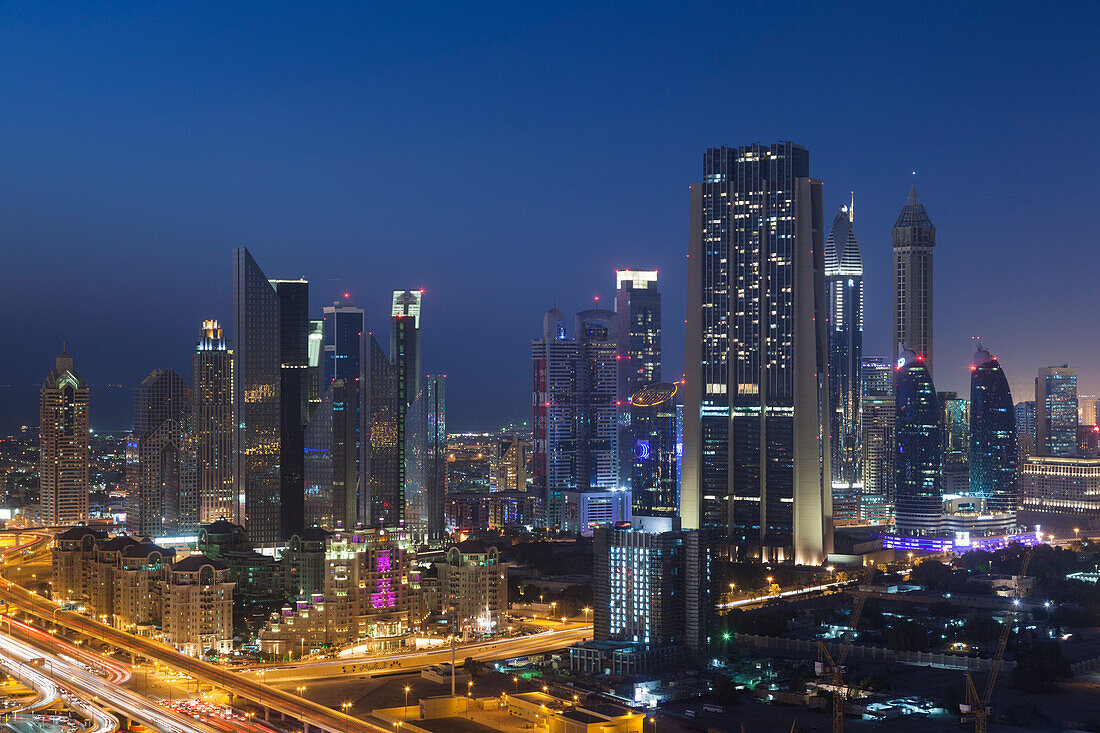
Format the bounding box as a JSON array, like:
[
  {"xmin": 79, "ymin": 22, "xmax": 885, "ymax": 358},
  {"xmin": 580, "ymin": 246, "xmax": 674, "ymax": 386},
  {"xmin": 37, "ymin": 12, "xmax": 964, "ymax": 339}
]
[
  {"xmin": 969, "ymin": 347, "xmax": 1017, "ymax": 516},
  {"xmin": 629, "ymin": 383, "xmax": 679, "ymax": 519},
  {"xmin": 615, "ymin": 269, "xmax": 661, "ymax": 490},
  {"xmin": 40, "ymin": 351, "xmax": 90, "ymax": 525},
  {"xmin": 363, "ymin": 333, "xmax": 401, "ymax": 527},
  {"xmin": 128, "ymin": 368, "xmax": 194, "ymax": 536},
  {"xmin": 304, "ymin": 378, "xmax": 358, "ymax": 530},
  {"xmin": 405, "ymin": 374, "xmax": 447, "ymax": 542},
  {"xmin": 272, "ymin": 279, "xmax": 310, "ymax": 540},
  {"xmin": 825, "ymin": 202, "xmax": 863, "ymax": 490},
  {"xmin": 489, "ymin": 436, "xmax": 528, "ymax": 492},
  {"xmin": 860, "ymin": 357, "xmax": 895, "ymax": 500},
  {"xmin": 683, "ymin": 143, "xmax": 832, "ymax": 564},
  {"xmin": 193, "ymin": 320, "xmax": 235, "ymax": 524},
  {"xmin": 1036, "ymin": 365, "xmax": 1078, "ymax": 457},
  {"xmin": 892, "ymin": 186, "xmax": 936, "ymax": 375},
  {"xmin": 161, "ymin": 556, "xmax": 234, "ymax": 656},
  {"xmin": 894, "ymin": 348, "xmax": 941, "ymax": 535},
  {"xmin": 1020, "ymin": 456, "xmax": 1100, "ymax": 512},
  {"xmin": 435, "ymin": 540, "xmax": 506, "ymax": 633}
]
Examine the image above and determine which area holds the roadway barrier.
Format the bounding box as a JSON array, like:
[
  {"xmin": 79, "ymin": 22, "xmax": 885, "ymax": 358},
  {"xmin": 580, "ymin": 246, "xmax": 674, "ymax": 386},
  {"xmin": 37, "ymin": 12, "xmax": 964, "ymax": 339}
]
[{"xmin": 732, "ymin": 633, "xmax": 1016, "ymax": 672}]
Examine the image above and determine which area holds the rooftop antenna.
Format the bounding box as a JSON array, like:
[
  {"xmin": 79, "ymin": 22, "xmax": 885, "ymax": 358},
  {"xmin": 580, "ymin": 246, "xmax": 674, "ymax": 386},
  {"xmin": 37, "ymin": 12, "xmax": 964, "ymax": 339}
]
[{"xmin": 849, "ymin": 191, "xmax": 854, "ymax": 223}]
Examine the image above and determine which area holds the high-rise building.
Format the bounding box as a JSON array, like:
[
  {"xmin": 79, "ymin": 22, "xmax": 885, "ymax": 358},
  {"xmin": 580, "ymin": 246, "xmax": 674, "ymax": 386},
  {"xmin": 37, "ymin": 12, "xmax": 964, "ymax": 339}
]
[
  {"xmin": 1015, "ymin": 401, "xmax": 1037, "ymax": 440},
  {"xmin": 894, "ymin": 348, "xmax": 941, "ymax": 535},
  {"xmin": 489, "ymin": 436, "xmax": 528, "ymax": 492},
  {"xmin": 233, "ymin": 248, "xmax": 282, "ymax": 547},
  {"xmin": 824, "ymin": 201, "xmax": 863, "ymax": 490},
  {"xmin": 39, "ymin": 350, "xmax": 90, "ymax": 525},
  {"xmin": 615, "ymin": 270, "xmax": 661, "ymax": 490},
  {"xmin": 390, "ymin": 289, "xmax": 424, "ymax": 528},
  {"xmin": 683, "ymin": 143, "xmax": 832, "ymax": 563},
  {"xmin": 363, "ymin": 333, "xmax": 401, "ymax": 526},
  {"xmin": 940, "ymin": 392, "xmax": 970, "ymax": 493},
  {"xmin": 969, "ymin": 346, "xmax": 1017, "ymax": 516},
  {"xmin": 1079, "ymin": 395, "xmax": 1100, "ymax": 428},
  {"xmin": 892, "ymin": 186, "xmax": 936, "ymax": 375},
  {"xmin": 128, "ymin": 369, "xmax": 194, "ymax": 536},
  {"xmin": 304, "ymin": 378, "xmax": 358, "ymax": 530},
  {"xmin": 306, "ymin": 319, "xmax": 324, "ymax": 419},
  {"xmin": 405, "ymin": 374, "xmax": 447, "ymax": 542},
  {"xmin": 272, "ymin": 279, "xmax": 309, "ymax": 540},
  {"xmin": 1036, "ymin": 365, "xmax": 1077, "ymax": 457},
  {"xmin": 629, "ymin": 383, "xmax": 679, "ymax": 519},
  {"xmin": 193, "ymin": 321, "xmax": 235, "ymax": 525},
  {"xmin": 860, "ymin": 357, "xmax": 895, "ymax": 500},
  {"xmin": 576, "ymin": 309, "xmax": 619, "ymax": 494}
]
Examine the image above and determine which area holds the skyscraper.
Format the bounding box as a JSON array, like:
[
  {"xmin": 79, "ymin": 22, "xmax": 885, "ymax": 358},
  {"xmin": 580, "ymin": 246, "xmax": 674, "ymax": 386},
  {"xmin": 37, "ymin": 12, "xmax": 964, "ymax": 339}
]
[
  {"xmin": 1036, "ymin": 365, "xmax": 1077, "ymax": 457},
  {"xmin": 969, "ymin": 346, "xmax": 1017, "ymax": 516},
  {"xmin": 390, "ymin": 289, "xmax": 423, "ymax": 527},
  {"xmin": 405, "ymin": 374, "xmax": 447, "ymax": 542},
  {"xmin": 320, "ymin": 298, "xmax": 365, "ymax": 522},
  {"xmin": 824, "ymin": 201, "xmax": 863, "ymax": 490},
  {"xmin": 892, "ymin": 186, "xmax": 936, "ymax": 375},
  {"xmin": 306, "ymin": 318, "xmax": 323, "ymax": 419},
  {"xmin": 129, "ymin": 369, "xmax": 194, "ymax": 536},
  {"xmin": 304, "ymin": 378, "xmax": 357, "ymax": 530},
  {"xmin": 629, "ymin": 383, "xmax": 679, "ymax": 519},
  {"xmin": 683, "ymin": 143, "xmax": 832, "ymax": 563},
  {"xmin": 489, "ymin": 436, "xmax": 528, "ymax": 492},
  {"xmin": 940, "ymin": 392, "xmax": 970, "ymax": 493},
  {"xmin": 233, "ymin": 247, "xmax": 282, "ymax": 546},
  {"xmin": 1079, "ymin": 396, "xmax": 1100, "ymax": 428},
  {"xmin": 860, "ymin": 357, "xmax": 895, "ymax": 499},
  {"xmin": 193, "ymin": 320, "xmax": 235, "ymax": 525},
  {"xmin": 615, "ymin": 270, "xmax": 661, "ymax": 490},
  {"xmin": 363, "ymin": 333, "xmax": 401, "ymax": 526},
  {"xmin": 894, "ymin": 348, "xmax": 941, "ymax": 535},
  {"xmin": 39, "ymin": 350, "xmax": 90, "ymax": 525},
  {"xmin": 576, "ymin": 309, "xmax": 619, "ymax": 494},
  {"xmin": 272, "ymin": 278, "xmax": 309, "ymax": 540}
]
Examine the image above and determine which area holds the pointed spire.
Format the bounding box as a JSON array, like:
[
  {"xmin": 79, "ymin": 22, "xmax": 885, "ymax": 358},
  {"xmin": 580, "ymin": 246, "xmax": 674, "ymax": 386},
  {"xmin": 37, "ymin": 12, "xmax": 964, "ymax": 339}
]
[
  {"xmin": 849, "ymin": 191, "xmax": 854, "ymax": 223},
  {"xmin": 907, "ymin": 184, "xmax": 919, "ymax": 204}
]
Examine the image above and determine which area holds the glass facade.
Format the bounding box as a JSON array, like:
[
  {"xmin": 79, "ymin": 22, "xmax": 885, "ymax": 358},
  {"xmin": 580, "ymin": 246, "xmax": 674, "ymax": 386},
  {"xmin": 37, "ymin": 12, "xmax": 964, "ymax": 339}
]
[
  {"xmin": 363, "ymin": 333, "xmax": 401, "ymax": 527},
  {"xmin": 825, "ymin": 204, "xmax": 863, "ymax": 489},
  {"xmin": 969, "ymin": 348, "xmax": 1017, "ymax": 515},
  {"xmin": 894, "ymin": 349, "xmax": 941, "ymax": 535},
  {"xmin": 273, "ymin": 279, "xmax": 309, "ymax": 540},
  {"xmin": 404, "ymin": 374, "xmax": 447, "ymax": 541},
  {"xmin": 1036, "ymin": 365, "xmax": 1077, "ymax": 457},
  {"xmin": 129, "ymin": 368, "xmax": 194, "ymax": 536},
  {"xmin": 892, "ymin": 186, "xmax": 936, "ymax": 375},
  {"xmin": 630, "ymin": 383, "xmax": 679, "ymax": 518},
  {"xmin": 860, "ymin": 357, "xmax": 895, "ymax": 500},
  {"xmin": 615, "ymin": 270, "xmax": 661, "ymax": 491},
  {"xmin": 193, "ymin": 321, "xmax": 235, "ymax": 525}
]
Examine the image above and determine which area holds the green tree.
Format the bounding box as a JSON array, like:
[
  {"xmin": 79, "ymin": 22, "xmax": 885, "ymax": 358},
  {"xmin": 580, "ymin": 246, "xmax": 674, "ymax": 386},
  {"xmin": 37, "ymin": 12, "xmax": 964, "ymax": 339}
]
[{"xmin": 1011, "ymin": 641, "xmax": 1072, "ymax": 693}]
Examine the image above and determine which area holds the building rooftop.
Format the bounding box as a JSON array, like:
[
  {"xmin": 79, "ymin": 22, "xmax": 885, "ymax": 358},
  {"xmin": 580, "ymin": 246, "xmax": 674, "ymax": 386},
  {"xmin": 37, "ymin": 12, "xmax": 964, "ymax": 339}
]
[{"xmin": 171, "ymin": 554, "xmax": 229, "ymax": 572}]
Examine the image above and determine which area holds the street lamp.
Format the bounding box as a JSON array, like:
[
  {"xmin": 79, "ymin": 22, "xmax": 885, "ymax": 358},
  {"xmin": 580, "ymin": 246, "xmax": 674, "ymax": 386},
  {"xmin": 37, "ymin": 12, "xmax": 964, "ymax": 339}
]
[
  {"xmin": 404, "ymin": 685, "xmax": 411, "ymax": 721},
  {"xmin": 513, "ymin": 676, "xmax": 519, "ymax": 695},
  {"xmin": 467, "ymin": 680, "xmax": 474, "ymax": 697},
  {"xmin": 296, "ymin": 685, "xmax": 306, "ymax": 722},
  {"xmin": 341, "ymin": 701, "xmax": 352, "ymax": 733},
  {"xmin": 1075, "ymin": 528, "xmax": 1081, "ymax": 541}
]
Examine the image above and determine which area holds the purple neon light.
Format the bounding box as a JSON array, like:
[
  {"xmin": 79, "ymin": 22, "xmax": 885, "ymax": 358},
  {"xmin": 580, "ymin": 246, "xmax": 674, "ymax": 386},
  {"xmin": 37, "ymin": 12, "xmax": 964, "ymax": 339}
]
[
  {"xmin": 878, "ymin": 531, "xmax": 1043, "ymax": 553},
  {"xmin": 376, "ymin": 550, "xmax": 391, "ymax": 572}
]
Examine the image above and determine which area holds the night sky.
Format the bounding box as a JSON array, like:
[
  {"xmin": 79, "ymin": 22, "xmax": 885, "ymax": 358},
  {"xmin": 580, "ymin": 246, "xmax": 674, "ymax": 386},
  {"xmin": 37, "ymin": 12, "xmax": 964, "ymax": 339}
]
[{"xmin": 1, "ymin": 2, "xmax": 1097, "ymax": 433}]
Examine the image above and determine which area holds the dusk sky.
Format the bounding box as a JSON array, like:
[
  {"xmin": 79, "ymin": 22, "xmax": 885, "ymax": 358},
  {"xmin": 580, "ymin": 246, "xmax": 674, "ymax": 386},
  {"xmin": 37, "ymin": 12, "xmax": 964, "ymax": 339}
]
[{"xmin": 1, "ymin": 1, "xmax": 1097, "ymax": 432}]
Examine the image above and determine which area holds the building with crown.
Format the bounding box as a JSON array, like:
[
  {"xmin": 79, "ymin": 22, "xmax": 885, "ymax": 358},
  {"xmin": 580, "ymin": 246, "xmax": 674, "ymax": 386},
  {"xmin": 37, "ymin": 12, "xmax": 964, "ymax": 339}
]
[
  {"xmin": 893, "ymin": 186, "xmax": 936, "ymax": 376},
  {"xmin": 40, "ymin": 351, "xmax": 90, "ymax": 525},
  {"xmin": 825, "ymin": 200, "xmax": 863, "ymax": 492}
]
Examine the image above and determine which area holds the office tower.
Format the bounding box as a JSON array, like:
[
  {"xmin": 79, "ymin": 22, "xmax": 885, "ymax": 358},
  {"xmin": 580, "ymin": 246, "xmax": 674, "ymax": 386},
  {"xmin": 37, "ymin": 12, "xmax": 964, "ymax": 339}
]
[
  {"xmin": 592, "ymin": 526, "xmax": 716, "ymax": 660},
  {"xmin": 129, "ymin": 369, "xmax": 194, "ymax": 536},
  {"xmin": 193, "ymin": 320, "xmax": 235, "ymax": 524},
  {"xmin": 319, "ymin": 298, "xmax": 365, "ymax": 524},
  {"xmin": 233, "ymin": 247, "xmax": 282, "ymax": 547},
  {"xmin": 1036, "ymin": 366, "xmax": 1077, "ymax": 456},
  {"xmin": 629, "ymin": 383, "xmax": 679, "ymax": 518},
  {"xmin": 894, "ymin": 348, "xmax": 941, "ymax": 535},
  {"xmin": 390, "ymin": 289, "xmax": 423, "ymax": 527},
  {"xmin": 615, "ymin": 270, "xmax": 661, "ymax": 489},
  {"xmin": 489, "ymin": 436, "xmax": 529, "ymax": 492},
  {"xmin": 307, "ymin": 319, "xmax": 323, "ymax": 419},
  {"xmin": 860, "ymin": 357, "xmax": 895, "ymax": 499},
  {"xmin": 1079, "ymin": 395, "xmax": 1100, "ymax": 427},
  {"xmin": 323, "ymin": 299, "xmax": 364, "ymax": 386},
  {"xmin": 272, "ymin": 279, "xmax": 309, "ymax": 540},
  {"xmin": 405, "ymin": 375, "xmax": 447, "ymax": 542},
  {"xmin": 683, "ymin": 143, "xmax": 832, "ymax": 564},
  {"xmin": 892, "ymin": 186, "xmax": 936, "ymax": 375},
  {"xmin": 1015, "ymin": 401, "xmax": 1036, "ymax": 439},
  {"xmin": 824, "ymin": 201, "xmax": 863, "ymax": 489},
  {"xmin": 576, "ymin": 309, "xmax": 619, "ymax": 493},
  {"xmin": 532, "ymin": 307, "xmax": 581, "ymax": 527},
  {"xmin": 39, "ymin": 350, "xmax": 90, "ymax": 525},
  {"xmin": 363, "ymin": 333, "xmax": 401, "ymax": 526},
  {"xmin": 969, "ymin": 346, "xmax": 1017, "ymax": 516},
  {"xmin": 304, "ymin": 378, "xmax": 357, "ymax": 530},
  {"xmin": 940, "ymin": 392, "xmax": 970, "ymax": 493}
]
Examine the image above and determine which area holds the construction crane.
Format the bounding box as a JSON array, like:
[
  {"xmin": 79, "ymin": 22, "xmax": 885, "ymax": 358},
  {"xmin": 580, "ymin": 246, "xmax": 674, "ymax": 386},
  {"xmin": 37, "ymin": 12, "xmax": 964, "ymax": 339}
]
[
  {"xmin": 960, "ymin": 544, "xmax": 1036, "ymax": 733},
  {"xmin": 816, "ymin": 563, "xmax": 877, "ymax": 733}
]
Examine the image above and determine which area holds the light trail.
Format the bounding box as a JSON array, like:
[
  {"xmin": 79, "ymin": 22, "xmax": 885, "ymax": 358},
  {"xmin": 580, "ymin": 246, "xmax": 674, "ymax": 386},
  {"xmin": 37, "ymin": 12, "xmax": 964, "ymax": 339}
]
[{"xmin": 718, "ymin": 579, "xmax": 857, "ymax": 609}]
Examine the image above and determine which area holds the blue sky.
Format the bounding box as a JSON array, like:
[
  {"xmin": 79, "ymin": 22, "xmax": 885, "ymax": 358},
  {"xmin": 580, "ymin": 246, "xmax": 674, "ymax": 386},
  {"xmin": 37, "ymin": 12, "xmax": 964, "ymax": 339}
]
[{"xmin": 1, "ymin": 1, "xmax": 1097, "ymax": 430}]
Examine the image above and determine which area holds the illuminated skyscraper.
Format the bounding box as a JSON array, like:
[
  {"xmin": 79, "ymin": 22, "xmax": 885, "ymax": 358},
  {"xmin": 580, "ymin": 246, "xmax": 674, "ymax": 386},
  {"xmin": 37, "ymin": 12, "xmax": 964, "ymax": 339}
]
[
  {"xmin": 405, "ymin": 374, "xmax": 447, "ymax": 541},
  {"xmin": 577, "ymin": 309, "xmax": 619, "ymax": 494},
  {"xmin": 615, "ymin": 270, "xmax": 661, "ymax": 490},
  {"xmin": 683, "ymin": 143, "xmax": 832, "ymax": 563},
  {"xmin": 39, "ymin": 350, "xmax": 90, "ymax": 525},
  {"xmin": 490, "ymin": 436, "xmax": 528, "ymax": 492},
  {"xmin": 306, "ymin": 319, "xmax": 323, "ymax": 419},
  {"xmin": 892, "ymin": 186, "xmax": 936, "ymax": 375},
  {"xmin": 304, "ymin": 378, "xmax": 357, "ymax": 530},
  {"xmin": 233, "ymin": 247, "xmax": 282, "ymax": 546},
  {"xmin": 825, "ymin": 202, "xmax": 863, "ymax": 490},
  {"xmin": 1035, "ymin": 365, "xmax": 1077, "ymax": 457},
  {"xmin": 630, "ymin": 383, "xmax": 679, "ymax": 518},
  {"xmin": 193, "ymin": 320, "xmax": 235, "ymax": 524},
  {"xmin": 320, "ymin": 297, "xmax": 365, "ymax": 521},
  {"xmin": 894, "ymin": 348, "xmax": 941, "ymax": 535},
  {"xmin": 363, "ymin": 333, "xmax": 401, "ymax": 526},
  {"xmin": 389, "ymin": 289, "xmax": 423, "ymax": 527},
  {"xmin": 860, "ymin": 357, "xmax": 895, "ymax": 499},
  {"xmin": 940, "ymin": 392, "xmax": 970, "ymax": 493},
  {"xmin": 969, "ymin": 346, "xmax": 1017, "ymax": 516},
  {"xmin": 129, "ymin": 368, "xmax": 194, "ymax": 536},
  {"xmin": 272, "ymin": 278, "xmax": 309, "ymax": 540}
]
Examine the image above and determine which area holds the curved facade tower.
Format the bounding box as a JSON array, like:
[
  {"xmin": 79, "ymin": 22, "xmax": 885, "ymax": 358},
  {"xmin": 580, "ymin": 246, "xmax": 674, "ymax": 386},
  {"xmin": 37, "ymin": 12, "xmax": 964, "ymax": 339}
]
[
  {"xmin": 969, "ymin": 346, "xmax": 1017, "ymax": 515},
  {"xmin": 825, "ymin": 201, "xmax": 863, "ymax": 488},
  {"xmin": 894, "ymin": 347, "xmax": 941, "ymax": 535}
]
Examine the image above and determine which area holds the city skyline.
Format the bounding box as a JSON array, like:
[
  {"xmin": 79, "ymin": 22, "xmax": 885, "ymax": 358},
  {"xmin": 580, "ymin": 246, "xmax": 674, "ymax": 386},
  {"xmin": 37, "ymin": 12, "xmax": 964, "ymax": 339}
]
[{"xmin": 1, "ymin": 3, "xmax": 1097, "ymax": 434}]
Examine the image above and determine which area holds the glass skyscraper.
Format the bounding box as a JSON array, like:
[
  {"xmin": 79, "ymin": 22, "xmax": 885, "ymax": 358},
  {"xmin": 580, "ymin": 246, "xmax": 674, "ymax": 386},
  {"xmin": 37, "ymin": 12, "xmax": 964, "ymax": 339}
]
[
  {"xmin": 193, "ymin": 320, "xmax": 235, "ymax": 525},
  {"xmin": 404, "ymin": 374, "xmax": 447, "ymax": 542},
  {"xmin": 629, "ymin": 382, "xmax": 679, "ymax": 518},
  {"xmin": 129, "ymin": 368, "xmax": 194, "ymax": 536},
  {"xmin": 683, "ymin": 142, "xmax": 832, "ymax": 563},
  {"xmin": 969, "ymin": 346, "xmax": 1017, "ymax": 516},
  {"xmin": 892, "ymin": 186, "xmax": 936, "ymax": 375},
  {"xmin": 615, "ymin": 270, "xmax": 661, "ymax": 491},
  {"xmin": 272, "ymin": 279, "xmax": 309, "ymax": 540},
  {"xmin": 233, "ymin": 247, "xmax": 282, "ymax": 546},
  {"xmin": 894, "ymin": 348, "xmax": 941, "ymax": 535},
  {"xmin": 860, "ymin": 357, "xmax": 895, "ymax": 500},
  {"xmin": 1036, "ymin": 365, "xmax": 1077, "ymax": 457},
  {"xmin": 825, "ymin": 201, "xmax": 863, "ymax": 490}
]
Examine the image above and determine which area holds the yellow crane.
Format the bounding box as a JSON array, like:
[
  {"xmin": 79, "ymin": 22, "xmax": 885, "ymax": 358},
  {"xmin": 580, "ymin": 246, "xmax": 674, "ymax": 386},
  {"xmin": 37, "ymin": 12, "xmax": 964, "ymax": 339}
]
[
  {"xmin": 960, "ymin": 544, "xmax": 1035, "ymax": 733},
  {"xmin": 816, "ymin": 563, "xmax": 877, "ymax": 733}
]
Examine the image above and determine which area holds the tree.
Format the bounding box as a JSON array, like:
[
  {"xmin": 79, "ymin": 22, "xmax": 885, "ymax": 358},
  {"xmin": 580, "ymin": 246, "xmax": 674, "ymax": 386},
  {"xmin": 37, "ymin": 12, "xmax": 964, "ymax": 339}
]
[
  {"xmin": 857, "ymin": 672, "xmax": 889, "ymax": 692},
  {"xmin": 887, "ymin": 620, "xmax": 929, "ymax": 652},
  {"xmin": 1011, "ymin": 641, "xmax": 1071, "ymax": 693}
]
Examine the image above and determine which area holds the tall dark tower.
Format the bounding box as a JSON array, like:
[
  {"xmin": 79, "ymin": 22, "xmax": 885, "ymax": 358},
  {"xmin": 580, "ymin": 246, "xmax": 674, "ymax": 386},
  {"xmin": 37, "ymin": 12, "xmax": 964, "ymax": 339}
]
[
  {"xmin": 389, "ymin": 289, "xmax": 423, "ymax": 527},
  {"xmin": 233, "ymin": 247, "xmax": 282, "ymax": 546},
  {"xmin": 615, "ymin": 270, "xmax": 661, "ymax": 490},
  {"xmin": 129, "ymin": 369, "xmax": 193, "ymax": 536},
  {"xmin": 272, "ymin": 278, "xmax": 309, "ymax": 540},
  {"xmin": 894, "ymin": 347, "xmax": 941, "ymax": 535},
  {"xmin": 969, "ymin": 346, "xmax": 1017, "ymax": 516},
  {"xmin": 824, "ymin": 200, "xmax": 863, "ymax": 490},
  {"xmin": 892, "ymin": 186, "xmax": 936, "ymax": 376},
  {"xmin": 683, "ymin": 142, "xmax": 832, "ymax": 564},
  {"xmin": 193, "ymin": 320, "xmax": 235, "ymax": 525}
]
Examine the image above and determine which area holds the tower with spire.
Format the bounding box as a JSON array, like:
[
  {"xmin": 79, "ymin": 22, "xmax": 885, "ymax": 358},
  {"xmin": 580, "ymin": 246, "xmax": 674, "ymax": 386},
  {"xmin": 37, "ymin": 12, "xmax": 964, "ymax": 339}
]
[
  {"xmin": 825, "ymin": 197, "xmax": 864, "ymax": 490},
  {"xmin": 892, "ymin": 184, "xmax": 936, "ymax": 375}
]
